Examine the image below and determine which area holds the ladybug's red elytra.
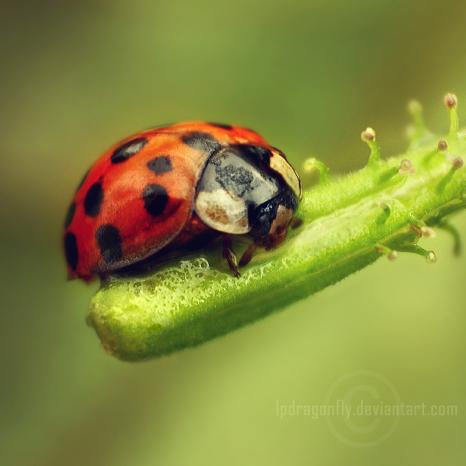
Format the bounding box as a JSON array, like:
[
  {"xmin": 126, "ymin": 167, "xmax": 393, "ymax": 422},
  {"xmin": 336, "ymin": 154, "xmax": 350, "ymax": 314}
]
[{"xmin": 63, "ymin": 122, "xmax": 302, "ymax": 280}]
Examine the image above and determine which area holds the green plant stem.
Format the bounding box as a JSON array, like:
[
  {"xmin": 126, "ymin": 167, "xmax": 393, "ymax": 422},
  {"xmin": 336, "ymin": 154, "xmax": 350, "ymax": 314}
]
[{"xmin": 87, "ymin": 132, "xmax": 466, "ymax": 361}]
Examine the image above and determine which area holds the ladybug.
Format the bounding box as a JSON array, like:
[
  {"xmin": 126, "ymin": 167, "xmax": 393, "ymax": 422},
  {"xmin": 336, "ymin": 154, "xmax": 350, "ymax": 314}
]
[{"xmin": 63, "ymin": 122, "xmax": 302, "ymax": 280}]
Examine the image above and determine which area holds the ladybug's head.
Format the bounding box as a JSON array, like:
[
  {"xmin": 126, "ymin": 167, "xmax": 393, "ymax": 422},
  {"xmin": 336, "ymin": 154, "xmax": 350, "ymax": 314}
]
[
  {"xmin": 194, "ymin": 144, "xmax": 301, "ymax": 241},
  {"xmin": 248, "ymin": 188, "xmax": 298, "ymax": 244}
]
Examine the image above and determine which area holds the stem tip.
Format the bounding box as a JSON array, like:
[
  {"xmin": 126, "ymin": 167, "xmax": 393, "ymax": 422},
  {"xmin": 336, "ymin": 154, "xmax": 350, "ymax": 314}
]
[
  {"xmin": 361, "ymin": 127, "xmax": 376, "ymax": 142},
  {"xmin": 437, "ymin": 139, "xmax": 448, "ymax": 151},
  {"xmin": 452, "ymin": 157, "xmax": 464, "ymax": 169},
  {"xmin": 444, "ymin": 93, "xmax": 458, "ymax": 110},
  {"xmin": 426, "ymin": 251, "xmax": 437, "ymax": 263},
  {"xmin": 399, "ymin": 159, "xmax": 415, "ymax": 175},
  {"xmin": 387, "ymin": 250, "xmax": 398, "ymax": 261},
  {"xmin": 408, "ymin": 100, "xmax": 422, "ymax": 115}
]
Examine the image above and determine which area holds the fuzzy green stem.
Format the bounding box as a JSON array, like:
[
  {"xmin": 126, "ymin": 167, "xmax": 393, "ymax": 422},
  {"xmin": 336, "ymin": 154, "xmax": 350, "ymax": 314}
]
[
  {"xmin": 87, "ymin": 132, "xmax": 466, "ymax": 361},
  {"xmin": 303, "ymin": 157, "xmax": 330, "ymax": 184}
]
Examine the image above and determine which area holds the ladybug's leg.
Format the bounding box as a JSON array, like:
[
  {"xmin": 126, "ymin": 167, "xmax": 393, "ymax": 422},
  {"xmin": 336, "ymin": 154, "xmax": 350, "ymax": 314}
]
[
  {"xmin": 239, "ymin": 242, "xmax": 258, "ymax": 267},
  {"xmin": 239, "ymin": 217, "xmax": 299, "ymax": 268},
  {"xmin": 222, "ymin": 235, "xmax": 241, "ymax": 278},
  {"xmin": 290, "ymin": 216, "xmax": 303, "ymax": 229}
]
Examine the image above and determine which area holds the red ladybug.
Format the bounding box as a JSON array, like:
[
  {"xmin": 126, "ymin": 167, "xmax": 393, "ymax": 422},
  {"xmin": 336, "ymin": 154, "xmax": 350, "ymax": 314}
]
[{"xmin": 63, "ymin": 122, "xmax": 301, "ymax": 280}]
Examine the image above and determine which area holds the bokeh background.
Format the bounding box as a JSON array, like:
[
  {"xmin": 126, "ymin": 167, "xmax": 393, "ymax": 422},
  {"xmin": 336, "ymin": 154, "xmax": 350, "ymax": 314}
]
[{"xmin": 1, "ymin": 0, "xmax": 465, "ymax": 465}]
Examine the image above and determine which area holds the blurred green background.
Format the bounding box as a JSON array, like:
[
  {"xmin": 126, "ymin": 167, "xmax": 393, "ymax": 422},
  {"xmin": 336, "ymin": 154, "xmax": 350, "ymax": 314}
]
[{"xmin": 1, "ymin": 0, "xmax": 465, "ymax": 465}]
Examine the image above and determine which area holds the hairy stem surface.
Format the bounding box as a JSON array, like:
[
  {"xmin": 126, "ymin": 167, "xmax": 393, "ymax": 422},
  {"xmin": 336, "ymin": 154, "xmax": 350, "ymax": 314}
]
[{"xmin": 88, "ymin": 127, "xmax": 466, "ymax": 361}]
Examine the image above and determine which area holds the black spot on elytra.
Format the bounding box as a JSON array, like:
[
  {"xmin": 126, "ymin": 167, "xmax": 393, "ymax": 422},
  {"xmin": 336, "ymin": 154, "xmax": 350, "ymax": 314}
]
[
  {"xmin": 64, "ymin": 232, "xmax": 79, "ymax": 270},
  {"xmin": 64, "ymin": 202, "xmax": 76, "ymax": 228},
  {"xmin": 96, "ymin": 224, "xmax": 123, "ymax": 264},
  {"xmin": 111, "ymin": 137, "xmax": 148, "ymax": 164},
  {"xmin": 230, "ymin": 144, "xmax": 272, "ymax": 165},
  {"xmin": 84, "ymin": 181, "xmax": 103, "ymax": 217},
  {"xmin": 181, "ymin": 131, "xmax": 221, "ymax": 154},
  {"xmin": 143, "ymin": 184, "xmax": 169, "ymax": 216},
  {"xmin": 147, "ymin": 156, "xmax": 172, "ymax": 175},
  {"xmin": 208, "ymin": 122, "xmax": 233, "ymax": 130}
]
